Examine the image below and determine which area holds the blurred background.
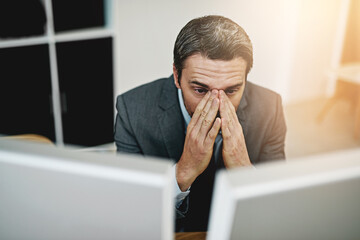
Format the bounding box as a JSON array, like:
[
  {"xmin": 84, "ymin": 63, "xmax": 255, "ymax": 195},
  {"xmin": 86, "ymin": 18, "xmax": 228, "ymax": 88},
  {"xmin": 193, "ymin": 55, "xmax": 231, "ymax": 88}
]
[{"xmin": 0, "ymin": 0, "xmax": 359, "ymax": 159}]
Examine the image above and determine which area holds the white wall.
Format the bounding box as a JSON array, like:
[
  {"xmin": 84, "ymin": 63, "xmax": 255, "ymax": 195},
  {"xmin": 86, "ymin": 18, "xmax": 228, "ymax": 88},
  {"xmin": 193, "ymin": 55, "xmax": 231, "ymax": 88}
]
[{"xmin": 114, "ymin": 0, "xmax": 347, "ymax": 104}]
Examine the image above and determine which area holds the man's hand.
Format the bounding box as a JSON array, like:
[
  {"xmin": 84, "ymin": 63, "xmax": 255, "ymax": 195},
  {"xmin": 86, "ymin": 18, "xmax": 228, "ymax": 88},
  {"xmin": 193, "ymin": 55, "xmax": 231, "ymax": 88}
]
[
  {"xmin": 176, "ymin": 90, "xmax": 221, "ymax": 191},
  {"xmin": 219, "ymin": 90, "xmax": 252, "ymax": 168}
]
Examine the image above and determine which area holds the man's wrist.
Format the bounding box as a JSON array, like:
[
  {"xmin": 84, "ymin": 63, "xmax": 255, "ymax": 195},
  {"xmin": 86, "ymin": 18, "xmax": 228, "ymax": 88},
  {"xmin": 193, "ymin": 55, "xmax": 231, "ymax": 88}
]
[
  {"xmin": 176, "ymin": 160, "xmax": 199, "ymax": 192},
  {"xmin": 173, "ymin": 164, "xmax": 190, "ymax": 209}
]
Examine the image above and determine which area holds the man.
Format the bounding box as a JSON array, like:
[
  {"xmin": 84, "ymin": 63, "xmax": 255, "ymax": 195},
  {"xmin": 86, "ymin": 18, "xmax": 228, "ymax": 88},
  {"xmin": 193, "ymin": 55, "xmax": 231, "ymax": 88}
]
[{"xmin": 114, "ymin": 15, "xmax": 286, "ymax": 231}]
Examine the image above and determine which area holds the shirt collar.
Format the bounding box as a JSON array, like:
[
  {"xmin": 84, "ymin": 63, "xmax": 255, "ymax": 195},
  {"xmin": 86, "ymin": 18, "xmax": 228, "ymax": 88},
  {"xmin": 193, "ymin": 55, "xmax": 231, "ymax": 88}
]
[{"xmin": 178, "ymin": 89, "xmax": 191, "ymax": 130}]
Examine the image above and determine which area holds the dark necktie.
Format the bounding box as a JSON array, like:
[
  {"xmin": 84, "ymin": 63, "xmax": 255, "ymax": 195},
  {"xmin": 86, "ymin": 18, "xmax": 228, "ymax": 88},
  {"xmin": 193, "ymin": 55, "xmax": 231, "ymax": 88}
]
[{"xmin": 183, "ymin": 135, "xmax": 224, "ymax": 231}]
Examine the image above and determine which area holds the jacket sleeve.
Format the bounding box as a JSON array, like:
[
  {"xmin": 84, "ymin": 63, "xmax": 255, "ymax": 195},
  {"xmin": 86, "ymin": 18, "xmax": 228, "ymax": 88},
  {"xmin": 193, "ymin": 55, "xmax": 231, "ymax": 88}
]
[
  {"xmin": 115, "ymin": 94, "xmax": 187, "ymax": 221},
  {"xmin": 258, "ymin": 94, "xmax": 287, "ymax": 162},
  {"xmin": 114, "ymin": 95, "xmax": 142, "ymax": 154},
  {"xmin": 115, "ymin": 93, "xmax": 192, "ymax": 222}
]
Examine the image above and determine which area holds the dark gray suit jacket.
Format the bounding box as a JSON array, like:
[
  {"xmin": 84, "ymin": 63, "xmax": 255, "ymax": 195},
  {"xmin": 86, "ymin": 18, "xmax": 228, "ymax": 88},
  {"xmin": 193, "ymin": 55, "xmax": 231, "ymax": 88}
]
[{"xmin": 114, "ymin": 75, "xmax": 286, "ymax": 231}]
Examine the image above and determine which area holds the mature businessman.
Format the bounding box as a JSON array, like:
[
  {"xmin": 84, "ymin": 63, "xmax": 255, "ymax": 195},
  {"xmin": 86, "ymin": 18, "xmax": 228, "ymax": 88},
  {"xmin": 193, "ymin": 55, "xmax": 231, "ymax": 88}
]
[{"xmin": 114, "ymin": 15, "xmax": 286, "ymax": 231}]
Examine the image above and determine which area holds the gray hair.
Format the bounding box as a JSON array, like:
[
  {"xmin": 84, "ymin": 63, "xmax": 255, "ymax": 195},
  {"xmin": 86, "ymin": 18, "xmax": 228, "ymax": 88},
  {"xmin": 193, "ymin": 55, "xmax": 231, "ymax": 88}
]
[{"xmin": 173, "ymin": 15, "xmax": 253, "ymax": 81}]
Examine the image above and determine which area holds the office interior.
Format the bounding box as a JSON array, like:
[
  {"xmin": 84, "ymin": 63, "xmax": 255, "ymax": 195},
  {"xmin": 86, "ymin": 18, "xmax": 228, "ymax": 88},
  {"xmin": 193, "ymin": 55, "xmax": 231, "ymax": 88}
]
[
  {"xmin": 0, "ymin": 0, "xmax": 359, "ymax": 239},
  {"xmin": 114, "ymin": 0, "xmax": 360, "ymax": 160},
  {"xmin": 1, "ymin": 0, "xmax": 358, "ymax": 157}
]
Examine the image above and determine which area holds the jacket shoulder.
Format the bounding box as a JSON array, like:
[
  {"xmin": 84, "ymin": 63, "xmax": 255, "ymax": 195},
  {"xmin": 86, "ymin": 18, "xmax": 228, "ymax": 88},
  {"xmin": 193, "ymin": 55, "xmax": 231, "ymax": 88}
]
[
  {"xmin": 245, "ymin": 81, "xmax": 281, "ymax": 101},
  {"xmin": 118, "ymin": 77, "xmax": 170, "ymax": 102},
  {"xmin": 243, "ymin": 81, "xmax": 284, "ymax": 125}
]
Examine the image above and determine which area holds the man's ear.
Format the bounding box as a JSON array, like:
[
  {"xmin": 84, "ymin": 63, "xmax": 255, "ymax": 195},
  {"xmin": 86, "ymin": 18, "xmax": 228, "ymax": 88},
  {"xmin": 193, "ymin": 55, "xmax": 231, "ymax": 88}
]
[{"xmin": 173, "ymin": 64, "xmax": 181, "ymax": 89}]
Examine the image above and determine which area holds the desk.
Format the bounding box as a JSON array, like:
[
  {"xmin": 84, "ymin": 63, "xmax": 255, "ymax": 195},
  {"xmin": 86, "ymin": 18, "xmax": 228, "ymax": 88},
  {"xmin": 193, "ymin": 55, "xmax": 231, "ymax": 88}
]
[{"xmin": 175, "ymin": 232, "xmax": 206, "ymax": 240}]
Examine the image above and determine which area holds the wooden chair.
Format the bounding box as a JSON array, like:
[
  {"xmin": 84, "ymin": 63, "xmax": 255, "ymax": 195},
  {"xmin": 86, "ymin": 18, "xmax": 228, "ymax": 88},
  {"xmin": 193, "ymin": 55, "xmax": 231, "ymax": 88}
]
[
  {"xmin": 1, "ymin": 134, "xmax": 54, "ymax": 145},
  {"xmin": 317, "ymin": 62, "xmax": 360, "ymax": 138}
]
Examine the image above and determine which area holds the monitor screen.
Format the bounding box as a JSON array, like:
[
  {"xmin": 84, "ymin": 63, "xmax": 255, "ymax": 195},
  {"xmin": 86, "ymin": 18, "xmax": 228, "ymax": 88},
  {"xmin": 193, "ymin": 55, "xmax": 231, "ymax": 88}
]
[
  {"xmin": 0, "ymin": 138, "xmax": 174, "ymax": 240},
  {"xmin": 208, "ymin": 148, "xmax": 360, "ymax": 240}
]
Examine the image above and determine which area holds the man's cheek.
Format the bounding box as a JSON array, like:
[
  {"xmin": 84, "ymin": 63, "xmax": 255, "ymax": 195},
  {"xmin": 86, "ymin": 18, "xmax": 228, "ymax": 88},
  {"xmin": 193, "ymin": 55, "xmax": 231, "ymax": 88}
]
[{"xmin": 189, "ymin": 103, "xmax": 199, "ymax": 117}]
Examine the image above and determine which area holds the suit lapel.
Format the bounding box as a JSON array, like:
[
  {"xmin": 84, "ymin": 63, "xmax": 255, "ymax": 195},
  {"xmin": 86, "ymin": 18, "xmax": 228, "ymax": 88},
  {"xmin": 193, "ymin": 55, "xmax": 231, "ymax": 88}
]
[
  {"xmin": 237, "ymin": 82, "xmax": 249, "ymax": 138},
  {"xmin": 157, "ymin": 76, "xmax": 185, "ymax": 162}
]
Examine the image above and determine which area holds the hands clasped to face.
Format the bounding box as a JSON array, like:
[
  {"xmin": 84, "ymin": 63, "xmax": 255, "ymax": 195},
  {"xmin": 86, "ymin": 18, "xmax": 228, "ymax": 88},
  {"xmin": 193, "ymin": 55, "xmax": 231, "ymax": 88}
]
[
  {"xmin": 174, "ymin": 54, "xmax": 252, "ymax": 191},
  {"xmin": 176, "ymin": 89, "xmax": 251, "ymax": 191}
]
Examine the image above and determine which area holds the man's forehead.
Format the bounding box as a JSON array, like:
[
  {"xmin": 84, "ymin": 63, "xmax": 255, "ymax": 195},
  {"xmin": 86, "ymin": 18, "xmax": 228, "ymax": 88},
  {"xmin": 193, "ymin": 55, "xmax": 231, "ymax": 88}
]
[
  {"xmin": 183, "ymin": 55, "xmax": 247, "ymax": 76},
  {"xmin": 182, "ymin": 55, "xmax": 246, "ymax": 87},
  {"xmin": 183, "ymin": 53, "xmax": 247, "ymax": 67}
]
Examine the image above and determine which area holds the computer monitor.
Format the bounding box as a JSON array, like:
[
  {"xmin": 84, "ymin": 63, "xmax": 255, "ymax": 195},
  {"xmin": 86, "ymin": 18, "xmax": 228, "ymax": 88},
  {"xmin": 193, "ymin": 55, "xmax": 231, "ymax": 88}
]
[
  {"xmin": 0, "ymin": 138, "xmax": 174, "ymax": 240},
  {"xmin": 208, "ymin": 148, "xmax": 360, "ymax": 240}
]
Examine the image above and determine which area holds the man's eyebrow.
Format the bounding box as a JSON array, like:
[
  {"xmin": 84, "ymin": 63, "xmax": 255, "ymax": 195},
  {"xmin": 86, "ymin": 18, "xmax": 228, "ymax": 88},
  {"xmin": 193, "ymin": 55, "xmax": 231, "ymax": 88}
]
[
  {"xmin": 225, "ymin": 83, "xmax": 243, "ymax": 90},
  {"xmin": 190, "ymin": 80, "xmax": 210, "ymax": 89},
  {"xmin": 190, "ymin": 81, "xmax": 244, "ymax": 89}
]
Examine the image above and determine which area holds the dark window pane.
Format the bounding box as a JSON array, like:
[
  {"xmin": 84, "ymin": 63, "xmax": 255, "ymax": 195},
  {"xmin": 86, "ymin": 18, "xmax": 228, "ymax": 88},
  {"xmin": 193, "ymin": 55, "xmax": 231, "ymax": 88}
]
[
  {"xmin": 56, "ymin": 38, "xmax": 113, "ymax": 146},
  {"xmin": 0, "ymin": 44, "xmax": 55, "ymax": 141},
  {"xmin": 52, "ymin": 0, "xmax": 105, "ymax": 33},
  {"xmin": 0, "ymin": 0, "xmax": 46, "ymax": 38}
]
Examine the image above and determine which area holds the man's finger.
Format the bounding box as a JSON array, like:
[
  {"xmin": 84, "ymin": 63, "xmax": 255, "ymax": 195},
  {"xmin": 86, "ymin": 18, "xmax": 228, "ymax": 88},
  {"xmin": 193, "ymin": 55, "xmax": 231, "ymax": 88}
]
[
  {"xmin": 188, "ymin": 91, "xmax": 211, "ymax": 131},
  {"xmin": 191, "ymin": 90, "xmax": 218, "ymax": 134},
  {"xmin": 204, "ymin": 117, "xmax": 221, "ymax": 147},
  {"xmin": 219, "ymin": 91, "xmax": 232, "ymax": 125},
  {"xmin": 198, "ymin": 97, "xmax": 220, "ymax": 141},
  {"xmin": 221, "ymin": 117, "xmax": 232, "ymax": 142},
  {"xmin": 224, "ymin": 93, "xmax": 238, "ymax": 121},
  {"xmin": 219, "ymin": 90, "xmax": 237, "ymax": 128},
  {"xmin": 198, "ymin": 90, "xmax": 218, "ymax": 122}
]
